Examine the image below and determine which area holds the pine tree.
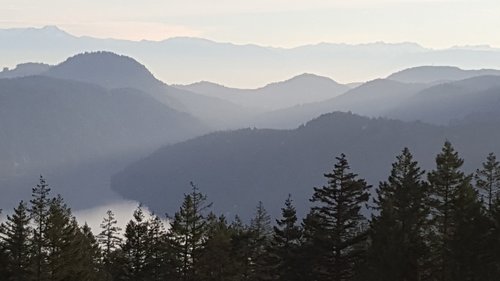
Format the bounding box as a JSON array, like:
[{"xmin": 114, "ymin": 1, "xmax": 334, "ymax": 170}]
[
  {"xmin": 268, "ymin": 195, "xmax": 303, "ymax": 281},
  {"xmin": 303, "ymin": 153, "xmax": 371, "ymax": 281},
  {"xmin": 475, "ymin": 153, "xmax": 500, "ymax": 212},
  {"xmin": 121, "ymin": 205, "xmax": 149, "ymax": 281},
  {"xmin": 168, "ymin": 182, "xmax": 212, "ymax": 281},
  {"xmin": 366, "ymin": 148, "xmax": 431, "ymax": 281},
  {"xmin": 229, "ymin": 215, "xmax": 253, "ymax": 281},
  {"xmin": 97, "ymin": 210, "xmax": 122, "ymax": 262},
  {"xmin": 45, "ymin": 195, "xmax": 89, "ymax": 281},
  {"xmin": 0, "ymin": 209, "xmax": 10, "ymax": 280},
  {"xmin": 77, "ymin": 223, "xmax": 104, "ymax": 281},
  {"xmin": 144, "ymin": 213, "xmax": 171, "ymax": 281},
  {"xmin": 29, "ymin": 175, "xmax": 51, "ymax": 281},
  {"xmin": 97, "ymin": 209, "xmax": 122, "ymax": 281},
  {"xmin": 238, "ymin": 201, "xmax": 272, "ymax": 281},
  {"xmin": 428, "ymin": 141, "xmax": 486, "ymax": 281},
  {"xmin": 1, "ymin": 201, "xmax": 32, "ymax": 281},
  {"xmin": 197, "ymin": 213, "xmax": 237, "ymax": 281}
]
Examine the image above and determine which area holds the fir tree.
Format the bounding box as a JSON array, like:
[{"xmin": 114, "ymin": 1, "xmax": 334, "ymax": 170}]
[
  {"xmin": 121, "ymin": 205, "xmax": 149, "ymax": 281},
  {"xmin": 78, "ymin": 223, "xmax": 104, "ymax": 281},
  {"xmin": 197, "ymin": 214, "xmax": 237, "ymax": 281},
  {"xmin": 475, "ymin": 153, "xmax": 500, "ymax": 212},
  {"xmin": 29, "ymin": 175, "xmax": 51, "ymax": 281},
  {"xmin": 268, "ymin": 195, "xmax": 303, "ymax": 281},
  {"xmin": 366, "ymin": 148, "xmax": 431, "ymax": 281},
  {"xmin": 0, "ymin": 209, "xmax": 10, "ymax": 280},
  {"xmin": 428, "ymin": 141, "xmax": 485, "ymax": 281},
  {"xmin": 247, "ymin": 201, "xmax": 273, "ymax": 281},
  {"xmin": 45, "ymin": 195, "xmax": 88, "ymax": 281},
  {"xmin": 303, "ymin": 153, "xmax": 371, "ymax": 281},
  {"xmin": 97, "ymin": 210, "xmax": 122, "ymax": 262},
  {"xmin": 144, "ymin": 213, "xmax": 171, "ymax": 281},
  {"xmin": 1, "ymin": 201, "xmax": 32, "ymax": 281},
  {"xmin": 168, "ymin": 182, "xmax": 212, "ymax": 281}
]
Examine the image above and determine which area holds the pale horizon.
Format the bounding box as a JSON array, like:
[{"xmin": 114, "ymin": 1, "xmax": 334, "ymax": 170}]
[{"xmin": 2, "ymin": 0, "xmax": 500, "ymax": 49}]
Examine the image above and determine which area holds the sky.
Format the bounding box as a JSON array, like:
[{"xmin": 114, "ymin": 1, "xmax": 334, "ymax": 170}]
[{"xmin": 1, "ymin": 0, "xmax": 499, "ymax": 48}]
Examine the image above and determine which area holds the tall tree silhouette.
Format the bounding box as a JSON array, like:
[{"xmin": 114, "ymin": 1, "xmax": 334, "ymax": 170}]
[
  {"xmin": 366, "ymin": 148, "xmax": 431, "ymax": 281},
  {"xmin": 303, "ymin": 154, "xmax": 371, "ymax": 281},
  {"xmin": 168, "ymin": 182, "xmax": 212, "ymax": 281}
]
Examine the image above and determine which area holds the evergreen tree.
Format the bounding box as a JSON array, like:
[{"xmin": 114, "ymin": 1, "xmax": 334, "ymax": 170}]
[
  {"xmin": 268, "ymin": 195, "xmax": 303, "ymax": 281},
  {"xmin": 121, "ymin": 205, "xmax": 149, "ymax": 281},
  {"xmin": 303, "ymin": 153, "xmax": 371, "ymax": 281},
  {"xmin": 247, "ymin": 201, "xmax": 273, "ymax": 281},
  {"xmin": 168, "ymin": 182, "xmax": 212, "ymax": 281},
  {"xmin": 197, "ymin": 213, "xmax": 237, "ymax": 281},
  {"xmin": 98, "ymin": 210, "xmax": 122, "ymax": 261},
  {"xmin": 45, "ymin": 195, "xmax": 90, "ymax": 281},
  {"xmin": 29, "ymin": 175, "xmax": 51, "ymax": 281},
  {"xmin": 366, "ymin": 148, "xmax": 431, "ymax": 281},
  {"xmin": 97, "ymin": 209, "xmax": 123, "ymax": 281},
  {"xmin": 475, "ymin": 153, "xmax": 500, "ymax": 212},
  {"xmin": 0, "ymin": 209, "xmax": 12, "ymax": 280},
  {"xmin": 78, "ymin": 223, "xmax": 104, "ymax": 281},
  {"xmin": 229, "ymin": 215, "xmax": 253, "ymax": 281},
  {"xmin": 144, "ymin": 213, "xmax": 172, "ymax": 281},
  {"xmin": 1, "ymin": 201, "xmax": 32, "ymax": 281},
  {"xmin": 428, "ymin": 141, "xmax": 486, "ymax": 281}
]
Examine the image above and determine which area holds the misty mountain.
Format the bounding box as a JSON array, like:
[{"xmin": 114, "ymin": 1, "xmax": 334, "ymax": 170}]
[
  {"xmin": 4, "ymin": 26, "xmax": 500, "ymax": 88},
  {"xmin": 388, "ymin": 75, "xmax": 500, "ymax": 124},
  {"xmin": 0, "ymin": 75, "xmax": 206, "ymax": 209},
  {"xmin": 0, "ymin": 62, "xmax": 51, "ymax": 78},
  {"xmin": 41, "ymin": 51, "xmax": 256, "ymax": 129},
  {"xmin": 175, "ymin": 73, "xmax": 349, "ymax": 111},
  {"xmin": 111, "ymin": 112, "xmax": 500, "ymax": 220},
  {"xmin": 387, "ymin": 66, "xmax": 500, "ymax": 83},
  {"xmin": 252, "ymin": 79, "xmax": 428, "ymax": 128}
]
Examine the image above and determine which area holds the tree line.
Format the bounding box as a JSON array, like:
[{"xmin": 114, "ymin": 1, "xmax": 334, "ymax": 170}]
[{"xmin": 1, "ymin": 141, "xmax": 499, "ymax": 281}]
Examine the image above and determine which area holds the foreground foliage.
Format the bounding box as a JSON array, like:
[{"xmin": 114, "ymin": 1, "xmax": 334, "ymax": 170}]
[{"xmin": 1, "ymin": 142, "xmax": 499, "ymax": 281}]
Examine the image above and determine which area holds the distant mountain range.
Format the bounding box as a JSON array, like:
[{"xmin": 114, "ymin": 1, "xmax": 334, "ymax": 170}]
[
  {"xmin": 174, "ymin": 73, "xmax": 350, "ymax": 111},
  {"xmin": 4, "ymin": 26, "xmax": 500, "ymax": 87},
  {"xmin": 2, "ymin": 47, "xmax": 500, "ymax": 219}
]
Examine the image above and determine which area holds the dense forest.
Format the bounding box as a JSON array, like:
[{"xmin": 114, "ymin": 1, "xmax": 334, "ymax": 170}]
[{"xmin": 1, "ymin": 141, "xmax": 499, "ymax": 281}]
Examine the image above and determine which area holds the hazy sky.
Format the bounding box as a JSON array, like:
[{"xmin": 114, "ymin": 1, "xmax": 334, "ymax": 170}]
[{"xmin": 1, "ymin": 0, "xmax": 499, "ymax": 48}]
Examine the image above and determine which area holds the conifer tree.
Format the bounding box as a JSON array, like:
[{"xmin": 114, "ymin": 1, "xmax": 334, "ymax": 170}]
[
  {"xmin": 121, "ymin": 205, "xmax": 149, "ymax": 281},
  {"xmin": 168, "ymin": 182, "xmax": 212, "ymax": 281},
  {"xmin": 29, "ymin": 175, "xmax": 51, "ymax": 281},
  {"xmin": 97, "ymin": 210, "xmax": 122, "ymax": 262},
  {"xmin": 78, "ymin": 223, "xmax": 104, "ymax": 281},
  {"xmin": 248, "ymin": 201, "xmax": 273, "ymax": 281},
  {"xmin": 428, "ymin": 141, "xmax": 485, "ymax": 281},
  {"xmin": 268, "ymin": 195, "xmax": 303, "ymax": 281},
  {"xmin": 0, "ymin": 209, "xmax": 9, "ymax": 280},
  {"xmin": 197, "ymin": 213, "xmax": 237, "ymax": 281},
  {"xmin": 45, "ymin": 195, "xmax": 88, "ymax": 281},
  {"xmin": 229, "ymin": 215, "xmax": 253, "ymax": 281},
  {"xmin": 144, "ymin": 213, "xmax": 171, "ymax": 281},
  {"xmin": 303, "ymin": 153, "xmax": 371, "ymax": 281},
  {"xmin": 1, "ymin": 201, "xmax": 32, "ymax": 281},
  {"xmin": 475, "ymin": 153, "xmax": 500, "ymax": 212},
  {"xmin": 366, "ymin": 148, "xmax": 430, "ymax": 281}
]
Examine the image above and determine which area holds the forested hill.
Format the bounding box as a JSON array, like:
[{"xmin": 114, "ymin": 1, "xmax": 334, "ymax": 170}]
[{"xmin": 112, "ymin": 112, "xmax": 500, "ymax": 219}]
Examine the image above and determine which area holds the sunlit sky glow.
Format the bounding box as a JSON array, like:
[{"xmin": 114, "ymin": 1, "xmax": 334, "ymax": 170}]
[{"xmin": 1, "ymin": 0, "xmax": 499, "ymax": 48}]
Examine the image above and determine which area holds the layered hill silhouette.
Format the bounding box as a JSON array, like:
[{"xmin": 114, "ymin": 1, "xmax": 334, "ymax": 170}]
[
  {"xmin": 3, "ymin": 48, "xmax": 500, "ymax": 218},
  {"xmin": 43, "ymin": 52, "xmax": 255, "ymax": 129},
  {"xmin": 387, "ymin": 66, "xmax": 500, "ymax": 83},
  {"xmin": 0, "ymin": 75, "xmax": 205, "ymax": 209},
  {"xmin": 111, "ymin": 112, "xmax": 500, "ymax": 219},
  {"xmin": 4, "ymin": 26, "xmax": 500, "ymax": 88},
  {"xmin": 175, "ymin": 73, "xmax": 349, "ymax": 111}
]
